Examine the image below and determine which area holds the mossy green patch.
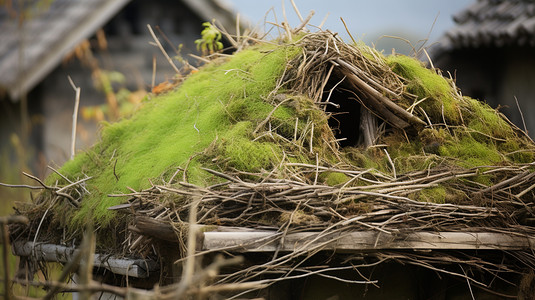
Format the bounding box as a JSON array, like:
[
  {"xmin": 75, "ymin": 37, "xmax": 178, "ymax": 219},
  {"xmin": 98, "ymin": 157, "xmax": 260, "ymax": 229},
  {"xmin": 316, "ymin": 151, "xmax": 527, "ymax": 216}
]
[
  {"xmin": 219, "ymin": 121, "xmax": 281, "ymax": 171},
  {"xmin": 419, "ymin": 186, "xmax": 447, "ymax": 203},
  {"xmin": 49, "ymin": 44, "xmax": 303, "ymax": 229},
  {"xmin": 438, "ymin": 134, "xmax": 502, "ymax": 168},
  {"xmin": 321, "ymin": 172, "xmax": 350, "ymax": 186},
  {"xmin": 418, "ymin": 186, "xmax": 466, "ymax": 204},
  {"xmin": 461, "ymin": 97, "xmax": 513, "ymax": 139},
  {"xmin": 387, "ymin": 55, "xmax": 461, "ymax": 124}
]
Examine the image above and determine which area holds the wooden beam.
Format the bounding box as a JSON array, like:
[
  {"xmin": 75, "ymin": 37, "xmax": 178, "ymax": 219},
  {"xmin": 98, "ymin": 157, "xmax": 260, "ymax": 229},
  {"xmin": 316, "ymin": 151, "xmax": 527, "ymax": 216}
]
[
  {"xmin": 202, "ymin": 230, "xmax": 535, "ymax": 252},
  {"xmin": 12, "ymin": 241, "xmax": 158, "ymax": 278}
]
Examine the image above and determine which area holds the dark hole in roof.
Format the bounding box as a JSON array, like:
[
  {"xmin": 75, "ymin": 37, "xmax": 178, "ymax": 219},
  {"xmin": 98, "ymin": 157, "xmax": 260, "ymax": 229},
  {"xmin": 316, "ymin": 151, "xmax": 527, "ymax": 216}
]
[{"xmin": 322, "ymin": 73, "xmax": 379, "ymax": 148}]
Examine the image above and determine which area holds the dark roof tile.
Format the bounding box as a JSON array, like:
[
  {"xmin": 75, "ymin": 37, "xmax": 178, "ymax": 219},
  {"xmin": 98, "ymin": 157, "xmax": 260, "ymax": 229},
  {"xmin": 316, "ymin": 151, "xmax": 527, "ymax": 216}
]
[
  {"xmin": 0, "ymin": 0, "xmax": 238, "ymax": 100},
  {"xmin": 432, "ymin": 0, "xmax": 535, "ymax": 57},
  {"xmin": 0, "ymin": 0, "xmax": 131, "ymax": 100}
]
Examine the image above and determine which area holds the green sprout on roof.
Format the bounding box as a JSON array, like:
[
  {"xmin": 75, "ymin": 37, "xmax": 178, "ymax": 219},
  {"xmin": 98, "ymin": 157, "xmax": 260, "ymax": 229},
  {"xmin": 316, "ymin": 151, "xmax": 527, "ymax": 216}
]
[{"xmin": 195, "ymin": 22, "xmax": 223, "ymax": 55}]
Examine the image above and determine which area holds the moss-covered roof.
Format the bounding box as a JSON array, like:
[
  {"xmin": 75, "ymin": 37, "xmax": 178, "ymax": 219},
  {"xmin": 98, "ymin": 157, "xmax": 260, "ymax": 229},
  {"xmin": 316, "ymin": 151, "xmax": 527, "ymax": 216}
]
[{"xmin": 15, "ymin": 29, "xmax": 535, "ymax": 253}]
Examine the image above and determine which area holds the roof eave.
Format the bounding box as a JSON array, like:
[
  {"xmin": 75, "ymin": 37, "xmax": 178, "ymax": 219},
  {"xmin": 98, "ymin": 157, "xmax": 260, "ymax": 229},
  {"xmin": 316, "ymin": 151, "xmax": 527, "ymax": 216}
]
[{"xmin": 7, "ymin": 0, "xmax": 131, "ymax": 101}]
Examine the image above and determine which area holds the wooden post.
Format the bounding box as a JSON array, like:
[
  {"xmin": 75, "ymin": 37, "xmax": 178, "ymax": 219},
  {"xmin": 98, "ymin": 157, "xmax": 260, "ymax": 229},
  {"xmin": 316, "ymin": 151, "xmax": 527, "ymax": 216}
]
[{"xmin": 0, "ymin": 216, "xmax": 28, "ymax": 300}]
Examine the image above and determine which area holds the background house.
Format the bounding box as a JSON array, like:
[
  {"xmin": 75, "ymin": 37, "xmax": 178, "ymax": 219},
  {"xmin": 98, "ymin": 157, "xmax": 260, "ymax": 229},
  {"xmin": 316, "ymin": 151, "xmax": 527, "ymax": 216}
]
[
  {"xmin": 430, "ymin": 0, "xmax": 535, "ymax": 137},
  {"xmin": 0, "ymin": 0, "xmax": 237, "ymax": 175}
]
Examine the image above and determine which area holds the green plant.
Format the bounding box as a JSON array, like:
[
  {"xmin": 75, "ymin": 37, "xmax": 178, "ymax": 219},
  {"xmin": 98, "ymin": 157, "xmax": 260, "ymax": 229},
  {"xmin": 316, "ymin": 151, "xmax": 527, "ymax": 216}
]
[{"xmin": 195, "ymin": 22, "xmax": 223, "ymax": 55}]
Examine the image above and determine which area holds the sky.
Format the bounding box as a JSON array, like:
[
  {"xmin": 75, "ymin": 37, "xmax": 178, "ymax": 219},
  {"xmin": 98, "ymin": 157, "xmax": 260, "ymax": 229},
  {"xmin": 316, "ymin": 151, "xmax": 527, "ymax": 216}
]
[{"xmin": 224, "ymin": 0, "xmax": 474, "ymax": 55}]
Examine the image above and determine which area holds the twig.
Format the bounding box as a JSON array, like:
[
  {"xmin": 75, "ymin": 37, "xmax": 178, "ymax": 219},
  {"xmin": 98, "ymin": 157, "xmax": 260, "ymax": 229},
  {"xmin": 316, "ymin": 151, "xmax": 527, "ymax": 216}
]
[
  {"xmin": 383, "ymin": 149, "xmax": 396, "ymax": 179},
  {"xmin": 289, "ymin": 0, "xmax": 304, "ymax": 22},
  {"xmin": 68, "ymin": 76, "xmax": 81, "ymax": 160},
  {"xmin": 55, "ymin": 176, "xmax": 92, "ymax": 194},
  {"xmin": 236, "ymin": 13, "xmax": 240, "ymax": 45},
  {"xmin": 78, "ymin": 225, "xmax": 96, "ymax": 300},
  {"xmin": 340, "ymin": 18, "xmax": 357, "ymax": 45},
  {"xmin": 174, "ymin": 195, "xmax": 201, "ymax": 296},
  {"xmin": 318, "ymin": 12, "xmax": 330, "ymax": 29},
  {"xmin": 0, "ymin": 182, "xmax": 44, "ymax": 190},
  {"xmin": 42, "ymin": 234, "xmax": 86, "ymax": 300},
  {"xmin": 22, "ymin": 172, "xmax": 53, "ymax": 190},
  {"xmin": 147, "ymin": 24, "xmax": 180, "ymax": 74},
  {"xmin": 151, "ymin": 55, "xmax": 156, "ymax": 89},
  {"xmin": 514, "ymin": 96, "xmax": 528, "ymax": 135},
  {"xmin": 1, "ymin": 222, "xmax": 12, "ymax": 300},
  {"xmin": 292, "ymin": 10, "xmax": 315, "ymax": 34},
  {"xmin": 422, "ymin": 48, "xmax": 435, "ymax": 70}
]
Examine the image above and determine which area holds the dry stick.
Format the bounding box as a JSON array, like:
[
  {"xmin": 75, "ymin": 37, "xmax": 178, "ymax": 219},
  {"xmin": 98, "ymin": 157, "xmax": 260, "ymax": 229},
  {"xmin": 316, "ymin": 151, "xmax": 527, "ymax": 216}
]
[
  {"xmin": 236, "ymin": 13, "xmax": 240, "ymax": 45},
  {"xmin": 79, "ymin": 227, "xmax": 96, "ymax": 300},
  {"xmin": 336, "ymin": 59, "xmax": 425, "ymax": 127},
  {"xmin": 317, "ymin": 64, "xmax": 335, "ymax": 103},
  {"xmin": 42, "ymin": 238, "xmax": 85, "ymax": 300},
  {"xmin": 1, "ymin": 222, "xmax": 13, "ymax": 300},
  {"xmin": 379, "ymin": 35, "xmax": 417, "ymax": 57},
  {"xmin": 174, "ymin": 195, "xmax": 201, "ymax": 297},
  {"xmin": 0, "ymin": 182, "xmax": 44, "ymax": 190},
  {"xmin": 253, "ymin": 99, "xmax": 290, "ymax": 135},
  {"xmin": 213, "ymin": 20, "xmax": 238, "ymax": 49},
  {"xmin": 47, "ymin": 166, "xmax": 74, "ymax": 185},
  {"xmin": 309, "ymin": 122, "xmax": 314, "ymax": 154},
  {"xmin": 281, "ymin": 0, "xmax": 292, "ymax": 40},
  {"xmin": 478, "ymin": 170, "xmax": 531, "ymax": 195},
  {"xmin": 293, "ymin": 117, "xmax": 299, "ymax": 141},
  {"xmin": 344, "ymin": 85, "xmax": 410, "ymax": 129},
  {"xmin": 514, "ymin": 96, "xmax": 528, "ymax": 135},
  {"xmin": 55, "ymin": 176, "xmax": 92, "ymax": 194},
  {"xmin": 318, "ymin": 12, "xmax": 330, "ymax": 29},
  {"xmin": 68, "ymin": 76, "xmax": 80, "ymax": 160},
  {"xmin": 147, "ymin": 24, "xmax": 180, "ymax": 74},
  {"xmin": 22, "ymin": 172, "xmax": 52, "ymax": 190},
  {"xmin": 292, "ymin": 10, "xmax": 315, "ymax": 34},
  {"xmin": 340, "ymin": 17, "xmax": 357, "ymax": 45},
  {"xmin": 383, "ymin": 149, "xmax": 396, "ymax": 179},
  {"xmin": 289, "ymin": 0, "xmax": 304, "ymax": 22},
  {"xmin": 336, "ymin": 59, "xmax": 399, "ymax": 99},
  {"xmin": 151, "ymin": 55, "xmax": 156, "ymax": 89},
  {"xmin": 517, "ymin": 182, "xmax": 535, "ymax": 198},
  {"xmin": 422, "ymin": 48, "xmax": 435, "ymax": 70}
]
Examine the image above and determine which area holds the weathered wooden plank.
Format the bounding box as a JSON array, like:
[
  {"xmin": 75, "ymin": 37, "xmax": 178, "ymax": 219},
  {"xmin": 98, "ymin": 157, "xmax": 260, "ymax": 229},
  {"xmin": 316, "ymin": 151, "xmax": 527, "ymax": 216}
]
[
  {"xmin": 202, "ymin": 231, "xmax": 535, "ymax": 252},
  {"xmin": 12, "ymin": 241, "xmax": 158, "ymax": 278}
]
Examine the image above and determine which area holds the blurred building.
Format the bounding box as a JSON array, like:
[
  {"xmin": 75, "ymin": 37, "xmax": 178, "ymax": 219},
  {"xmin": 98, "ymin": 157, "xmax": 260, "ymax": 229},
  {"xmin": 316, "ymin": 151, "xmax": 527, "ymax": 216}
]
[
  {"xmin": 0, "ymin": 0, "xmax": 237, "ymax": 171},
  {"xmin": 430, "ymin": 0, "xmax": 535, "ymax": 137}
]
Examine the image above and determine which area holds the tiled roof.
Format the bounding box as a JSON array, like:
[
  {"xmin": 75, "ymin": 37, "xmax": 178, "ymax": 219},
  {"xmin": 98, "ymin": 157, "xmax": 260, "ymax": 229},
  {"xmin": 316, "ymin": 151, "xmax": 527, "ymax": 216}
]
[
  {"xmin": 432, "ymin": 0, "xmax": 535, "ymax": 54},
  {"xmin": 0, "ymin": 0, "xmax": 131, "ymax": 100}
]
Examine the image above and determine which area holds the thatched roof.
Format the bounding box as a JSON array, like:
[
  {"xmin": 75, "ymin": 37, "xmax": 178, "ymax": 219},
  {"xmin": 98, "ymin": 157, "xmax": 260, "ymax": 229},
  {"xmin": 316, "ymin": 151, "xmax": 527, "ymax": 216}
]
[{"xmin": 9, "ymin": 22, "xmax": 535, "ymax": 298}]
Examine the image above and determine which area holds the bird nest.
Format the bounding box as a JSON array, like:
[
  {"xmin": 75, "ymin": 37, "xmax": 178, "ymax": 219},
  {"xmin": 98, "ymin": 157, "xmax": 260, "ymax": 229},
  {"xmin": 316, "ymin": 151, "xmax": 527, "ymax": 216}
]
[{"xmin": 9, "ymin": 27, "xmax": 535, "ymax": 298}]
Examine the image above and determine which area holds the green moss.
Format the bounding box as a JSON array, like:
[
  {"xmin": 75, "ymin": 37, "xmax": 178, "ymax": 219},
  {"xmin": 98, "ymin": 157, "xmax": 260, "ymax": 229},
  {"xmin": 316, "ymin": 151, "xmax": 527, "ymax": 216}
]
[
  {"xmin": 49, "ymin": 44, "xmax": 302, "ymax": 228},
  {"xmin": 461, "ymin": 97, "xmax": 513, "ymax": 140},
  {"xmin": 470, "ymin": 174, "xmax": 494, "ymax": 186},
  {"xmin": 321, "ymin": 172, "xmax": 350, "ymax": 186},
  {"xmin": 419, "ymin": 186, "xmax": 447, "ymax": 203},
  {"xmin": 387, "ymin": 55, "xmax": 460, "ymax": 124},
  {"xmin": 220, "ymin": 121, "xmax": 280, "ymax": 171},
  {"xmin": 438, "ymin": 134, "xmax": 502, "ymax": 168},
  {"xmin": 419, "ymin": 186, "xmax": 467, "ymax": 204}
]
